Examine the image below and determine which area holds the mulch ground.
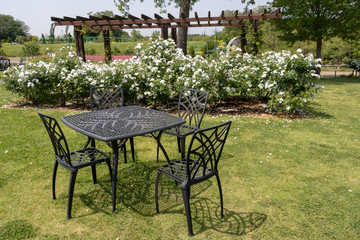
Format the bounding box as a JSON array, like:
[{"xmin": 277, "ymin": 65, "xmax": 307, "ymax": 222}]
[{"xmin": 3, "ymin": 96, "xmax": 307, "ymax": 119}]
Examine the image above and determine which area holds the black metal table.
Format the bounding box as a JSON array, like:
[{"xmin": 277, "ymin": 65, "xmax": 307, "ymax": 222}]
[{"xmin": 61, "ymin": 106, "xmax": 185, "ymax": 212}]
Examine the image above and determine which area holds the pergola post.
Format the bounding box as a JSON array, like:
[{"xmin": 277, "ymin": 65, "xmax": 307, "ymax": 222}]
[
  {"xmin": 252, "ymin": 20, "xmax": 259, "ymax": 55},
  {"xmin": 161, "ymin": 24, "xmax": 169, "ymax": 39},
  {"xmin": 171, "ymin": 28, "xmax": 177, "ymax": 45},
  {"xmin": 241, "ymin": 25, "xmax": 247, "ymax": 53},
  {"xmin": 74, "ymin": 26, "xmax": 86, "ymax": 62},
  {"xmin": 103, "ymin": 29, "xmax": 112, "ymax": 64}
]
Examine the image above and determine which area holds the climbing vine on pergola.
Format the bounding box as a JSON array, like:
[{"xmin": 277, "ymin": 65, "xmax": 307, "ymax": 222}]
[{"xmin": 51, "ymin": 9, "xmax": 281, "ymax": 63}]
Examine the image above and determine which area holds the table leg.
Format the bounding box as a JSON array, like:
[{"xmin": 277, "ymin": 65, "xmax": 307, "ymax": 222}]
[
  {"xmin": 111, "ymin": 140, "xmax": 119, "ymax": 213},
  {"xmin": 90, "ymin": 138, "xmax": 97, "ymax": 184},
  {"xmin": 153, "ymin": 131, "xmax": 171, "ymax": 163}
]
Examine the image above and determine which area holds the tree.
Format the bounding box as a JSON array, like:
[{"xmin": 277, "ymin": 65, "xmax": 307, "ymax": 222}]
[
  {"xmin": 49, "ymin": 23, "xmax": 55, "ymax": 44},
  {"xmin": 151, "ymin": 30, "xmax": 161, "ymax": 39},
  {"xmin": 130, "ymin": 30, "xmax": 144, "ymax": 40},
  {"xmin": 0, "ymin": 14, "xmax": 29, "ymax": 42},
  {"xmin": 271, "ymin": 0, "xmax": 360, "ymax": 59},
  {"xmin": 114, "ymin": 0, "xmax": 200, "ymax": 55}
]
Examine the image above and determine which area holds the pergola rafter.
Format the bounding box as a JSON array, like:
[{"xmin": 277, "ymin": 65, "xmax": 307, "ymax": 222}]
[{"xmin": 51, "ymin": 9, "xmax": 281, "ymax": 63}]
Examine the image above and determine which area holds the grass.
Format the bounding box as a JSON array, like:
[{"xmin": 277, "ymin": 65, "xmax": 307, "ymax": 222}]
[
  {"xmin": 2, "ymin": 41, "xmax": 205, "ymax": 57},
  {"xmin": 0, "ymin": 77, "xmax": 360, "ymax": 239}
]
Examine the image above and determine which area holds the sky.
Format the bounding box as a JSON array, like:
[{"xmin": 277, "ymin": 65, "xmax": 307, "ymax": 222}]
[{"xmin": 0, "ymin": 0, "xmax": 270, "ymax": 37}]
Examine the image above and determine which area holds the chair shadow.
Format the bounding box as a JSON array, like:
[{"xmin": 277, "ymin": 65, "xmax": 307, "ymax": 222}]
[
  {"xmin": 78, "ymin": 165, "xmax": 266, "ymax": 236},
  {"xmin": 80, "ymin": 161, "xmax": 212, "ymax": 217},
  {"xmin": 162, "ymin": 197, "xmax": 267, "ymax": 236}
]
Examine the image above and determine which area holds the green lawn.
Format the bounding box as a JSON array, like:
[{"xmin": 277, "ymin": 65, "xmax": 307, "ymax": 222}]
[
  {"xmin": 2, "ymin": 41, "xmax": 205, "ymax": 57},
  {"xmin": 0, "ymin": 77, "xmax": 359, "ymax": 239}
]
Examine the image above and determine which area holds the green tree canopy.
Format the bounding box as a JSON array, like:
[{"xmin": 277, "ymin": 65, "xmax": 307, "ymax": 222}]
[
  {"xmin": 114, "ymin": 0, "xmax": 200, "ymax": 54},
  {"xmin": 114, "ymin": 0, "xmax": 199, "ymax": 14},
  {"xmin": 0, "ymin": 14, "xmax": 29, "ymax": 42},
  {"xmin": 271, "ymin": 0, "xmax": 360, "ymax": 59},
  {"xmin": 130, "ymin": 30, "xmax": 144, "ymax": 40}
]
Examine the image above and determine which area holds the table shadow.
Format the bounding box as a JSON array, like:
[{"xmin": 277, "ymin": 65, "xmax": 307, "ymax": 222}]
[
  {"xmin": 79, "ymin": 167, "xmax": 266, "ymax": 237},
  {"xmin": 80, "ymin": 161, "xmax": 212, "ymax": 217}
]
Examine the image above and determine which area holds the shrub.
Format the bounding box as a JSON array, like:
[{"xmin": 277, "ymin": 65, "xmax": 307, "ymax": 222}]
[
  {"xmin": 21, "ymin": 42, "xmax": 41, "ymax": 58},
  {"xmin": 85, "ymin": 46, "xmax": 96, "ymax": 55},
  {"xmin": 1, "ymin": 39, "xmax": 322, "ymax": 113},
  {"xmin": 188, "ymin": 45, "xmax": 195, "ymax": 57},
  {"xmin": 0, "ymin": 42, "xmax": 5, "ymax": 56}
]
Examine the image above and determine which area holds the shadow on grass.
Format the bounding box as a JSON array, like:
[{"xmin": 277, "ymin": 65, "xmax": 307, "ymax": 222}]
[
  {"xmin": 0, "ymin": 219, "xmax": 38, "ymax": 239},
  {"xmin": 319, "ymin": 76, "xmax": 360, "ymax": 86},
  {"xmin": 160, "ymin": 197, "xmax": 267, "ymax": 236},
  {"xmin": 78, "ymin": 161, "xmax": 266, "ymax": 236},
  {"xmin": 79, "ymin": 161, "xmax": 212, "ymax": 217}
]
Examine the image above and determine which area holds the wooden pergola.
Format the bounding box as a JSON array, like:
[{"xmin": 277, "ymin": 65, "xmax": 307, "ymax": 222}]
[{"xmin": 51, "ymin": 9, "xmax": 281, "ymax": 62}]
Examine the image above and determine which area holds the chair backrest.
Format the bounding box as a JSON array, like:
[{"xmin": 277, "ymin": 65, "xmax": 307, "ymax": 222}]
[
  {"xmin": 185, "ymin": 121, "xmax": 232, "ymax": 185},
  {"xmin": 36, "ymin": 109, "xmax": 72, "ymax": 166},
  {"xmin": 20, "ymin": 57, "xmax": 26, "ymax": 65},
  {"xmin": 90, "ymin": 86, "xmax": 124, "ymax": 111},
  {"xmin": 178, "ymin": 89, "xmax": 208, "ymax": 128}
]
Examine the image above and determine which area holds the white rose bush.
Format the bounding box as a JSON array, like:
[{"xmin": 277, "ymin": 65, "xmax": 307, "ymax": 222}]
[{"xmin": 1, "ymin": 39, "xmax": 322, "ymax": 113}]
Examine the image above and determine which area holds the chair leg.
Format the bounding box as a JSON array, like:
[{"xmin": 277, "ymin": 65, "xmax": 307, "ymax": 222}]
[
  {"xmin": 67, "ymin": 171, "xmax": 78, "ymax": 220},
  {"xmin": 181, "ymin": 188, "xmax": 194, "ymax": 236},
  {"xmin": 52, "ymin": 161, "xmax": 59, "ymax": 200},
  {"xmin": 180, "ymin": 137, "xmax": 186, "ymax": 159},
  {"xmin": 106, "ymin": 160, "xmax": 113, "ymax": 181},
  {"xmin": 155, "ymin": 171, "xmax": 161, "ymax": 213},
  {"xmin": 123, "ymin": 142, "xmax": 127, "ymax": 163},
  {"xmin": 90, "ymin": 137, "xmax": 97, "ymax": 184},
  {"xmin": 130, "ymin": 137, "xmax": 135, "ymax": 162},
  {"xmin": 215, "ymin": 173, "xmax": 224, "ymax": 219},
  {"xmin": 91, "ymin": 165, "xmax": 97, "ymax": 184}
]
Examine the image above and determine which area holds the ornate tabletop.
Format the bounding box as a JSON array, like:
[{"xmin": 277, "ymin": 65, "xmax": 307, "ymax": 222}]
[{"xmin": 61, "ymin": 106, "xmax": 185, "ymax": 141}]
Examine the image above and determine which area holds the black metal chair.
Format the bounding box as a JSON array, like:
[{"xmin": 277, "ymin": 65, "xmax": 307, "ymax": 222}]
[
  {"xmin": 156, "ymin": 89, "xmax": 208, "ymax": 162},
  {"xmin": 36, "ymin": 109, "xmax": 112, "ymax": 219},
  {"xmin": 0, "ymin": 57, "xmax": 11, "ymax": 71},
  {"xmin": 88, "ymin": 86, "xmax": 135, "ymax": 163},
  {"xmin": 155, "ymin": 121, "xmax": 232, "ymax": 236}
]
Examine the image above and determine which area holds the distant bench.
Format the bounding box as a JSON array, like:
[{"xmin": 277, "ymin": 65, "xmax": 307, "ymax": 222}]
[{"xmin": 0, "ymin": 57, "xmax": 11, "ymax": 71}]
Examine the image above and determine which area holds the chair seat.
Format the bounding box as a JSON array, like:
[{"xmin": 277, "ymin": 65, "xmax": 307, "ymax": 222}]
[
  {"xmin": 61, "ymin": 147, "xmax": 109, "ymax": 168},
  {"xmin": 158, "ymin": 159, "xmax": 212, "ymax": 183},
  {"xmin": 163, "ymin": 125, "xmax": 198, "ymax": 137}
]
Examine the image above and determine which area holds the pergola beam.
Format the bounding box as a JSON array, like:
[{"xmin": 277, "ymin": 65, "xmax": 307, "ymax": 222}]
[
  {"xmin": 84, "ymin": 21, "xmax": 248, "ymax": 30},
  {"xmin": 52, "ymin": 10, "xmax": 282, "ymax": 28}
]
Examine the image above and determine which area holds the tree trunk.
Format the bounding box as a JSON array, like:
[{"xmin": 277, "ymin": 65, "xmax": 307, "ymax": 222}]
[
  {"xmin": 316, "ymin": 36, "xmax": 322, "ymax": 59},
  {"xmin": 315, "ymin": 36, "xmax": 322, "ymax": 74},
  {"xmin": 103, "ymin": 29, "xmax": 112, "ymax": 64},
  {"xmin": 74, "ymin": 26, "xmax": 86, "ymax": 62},
  {"xmin": 177, "ymin": 0, "xmax": 190, "ymax": 55},
  {"xmin": 349, "ymin": 40, "xmax": 352, "ymax": 59}
]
